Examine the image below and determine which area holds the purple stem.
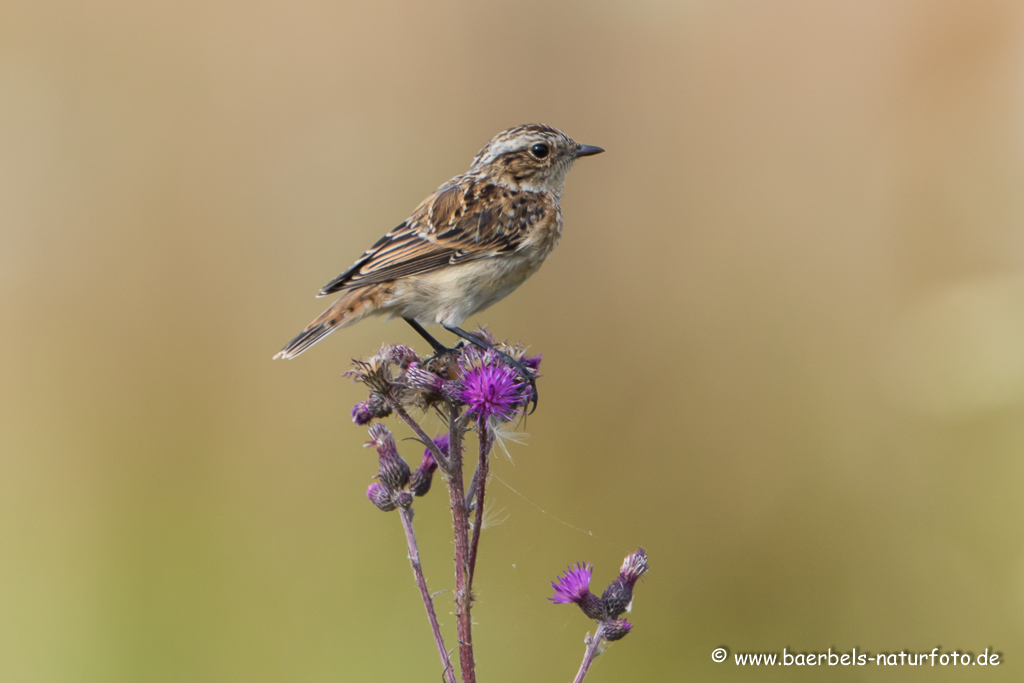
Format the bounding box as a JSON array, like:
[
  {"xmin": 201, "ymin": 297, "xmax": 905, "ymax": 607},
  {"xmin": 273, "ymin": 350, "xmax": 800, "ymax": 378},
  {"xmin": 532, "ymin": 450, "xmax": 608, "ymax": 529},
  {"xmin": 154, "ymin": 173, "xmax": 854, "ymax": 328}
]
[
  {"xmin": 467, "ymin": 426, "xmax": 492, "ymax": 587},
  {"xmin": 446, "ymin": 404, "xmax": 476, "ymax": 683},
  {"xmin": 572, "ymin": 631, "xmax": 606, "ymax": 683},
  {"xmin": 399, "ymin": 508, "xmax": 457, "ymax": 683},
  {"xmin": 392, "ymin": 403, "xmax": 451, "ymax": 472}
]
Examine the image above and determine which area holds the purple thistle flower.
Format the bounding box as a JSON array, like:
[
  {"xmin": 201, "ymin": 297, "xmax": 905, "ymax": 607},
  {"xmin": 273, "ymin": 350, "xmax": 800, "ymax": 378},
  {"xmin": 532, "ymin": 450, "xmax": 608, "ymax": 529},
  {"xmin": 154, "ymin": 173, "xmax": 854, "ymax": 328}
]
[
  {"xmin": 409, "ymin": 434, "xmax": 446, "ymax": 497},
  {"xmin": 550, "ymin": 562, "xmax": 605, "ymax": 619},
  {"xmin": 366, "ymin": 483, "xmax": 397, "ymax": 512},
  {"xmin": 600, "ymin": 619, "xmax": 632, "ymax": 642},
  {"xmin": 459, "ymin": 351, "xmax": 529, "ymax": 424},
  {"xmin": 522, "ymin": 354, "xmax": 542, "ymax": 372},
  {"xmin": 367, "ymin": 423, "xmax": 410, "ymax": 489},
  {"xmin": 550, "ymin": 562, "xmax": 593, "ymax": 604}
]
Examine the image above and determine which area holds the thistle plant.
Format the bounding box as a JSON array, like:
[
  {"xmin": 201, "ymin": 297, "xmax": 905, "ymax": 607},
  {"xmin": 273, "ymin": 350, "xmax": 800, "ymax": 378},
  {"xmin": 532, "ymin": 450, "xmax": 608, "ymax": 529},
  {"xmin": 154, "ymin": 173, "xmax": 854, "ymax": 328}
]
[{"xmin": 345, "ymin": 332, "xmax": 648, "ymax": 682}]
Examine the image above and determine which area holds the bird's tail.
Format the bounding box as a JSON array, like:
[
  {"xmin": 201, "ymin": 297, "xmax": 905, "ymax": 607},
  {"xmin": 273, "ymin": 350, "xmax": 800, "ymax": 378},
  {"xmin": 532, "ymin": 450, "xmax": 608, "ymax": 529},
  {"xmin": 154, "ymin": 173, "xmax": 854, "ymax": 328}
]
[{"xmin": 273, "ymin": 285, "xmax": 387, "ymax": 359}]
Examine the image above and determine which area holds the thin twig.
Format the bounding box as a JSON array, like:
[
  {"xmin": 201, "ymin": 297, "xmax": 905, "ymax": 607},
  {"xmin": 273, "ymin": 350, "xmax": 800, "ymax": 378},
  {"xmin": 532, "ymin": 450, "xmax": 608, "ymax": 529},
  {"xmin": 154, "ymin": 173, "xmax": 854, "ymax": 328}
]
[
  {"xmin": 392, "ymin": 403, "xmax": 451, "ymax": 472},
  {"xmin": 399, "ymin": 508, "xmax": 457, "ymax": 683},
  {"xmin": 446, "ymin": 403, "xmax": 476, "ymax": 683},
  {"xmin": 572, "ymin": 630, "xmax": 606, "ymax": 683},
  {"xmin": 467, "ymin": 425, "xmax": 492, "ymax": 587}
]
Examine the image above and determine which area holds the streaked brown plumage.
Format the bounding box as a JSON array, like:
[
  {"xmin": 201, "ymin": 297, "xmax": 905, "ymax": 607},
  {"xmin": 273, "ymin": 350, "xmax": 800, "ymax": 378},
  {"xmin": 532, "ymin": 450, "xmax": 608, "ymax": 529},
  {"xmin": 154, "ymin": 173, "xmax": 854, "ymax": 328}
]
[{"xmin": 275, "ymin": 124, "xmax": 603, "ymax": 360}]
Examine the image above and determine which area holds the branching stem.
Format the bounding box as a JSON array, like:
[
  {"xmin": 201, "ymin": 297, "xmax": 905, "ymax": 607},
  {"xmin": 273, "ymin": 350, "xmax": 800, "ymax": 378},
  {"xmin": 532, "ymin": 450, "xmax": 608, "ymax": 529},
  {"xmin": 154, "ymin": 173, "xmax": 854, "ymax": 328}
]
[{"xmin": 398, "ymin": 508, "xmax": 457, "ymax": 683}]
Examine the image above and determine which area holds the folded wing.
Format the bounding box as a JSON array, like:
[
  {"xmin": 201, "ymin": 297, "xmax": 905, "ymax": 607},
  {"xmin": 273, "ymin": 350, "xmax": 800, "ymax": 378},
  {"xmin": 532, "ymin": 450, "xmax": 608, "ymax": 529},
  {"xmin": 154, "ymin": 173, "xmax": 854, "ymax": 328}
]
[{"xmin": 318, "ymin": 178, "xmax": 541, "ymax": 296}]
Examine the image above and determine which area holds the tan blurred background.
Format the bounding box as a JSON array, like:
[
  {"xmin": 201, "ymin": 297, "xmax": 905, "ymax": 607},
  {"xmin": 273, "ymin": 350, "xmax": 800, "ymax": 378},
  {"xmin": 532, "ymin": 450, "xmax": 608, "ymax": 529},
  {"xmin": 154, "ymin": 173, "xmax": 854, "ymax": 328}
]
[{"xmin": 3, "ymin": 1, "xmax": 1024, "ymax": 681}]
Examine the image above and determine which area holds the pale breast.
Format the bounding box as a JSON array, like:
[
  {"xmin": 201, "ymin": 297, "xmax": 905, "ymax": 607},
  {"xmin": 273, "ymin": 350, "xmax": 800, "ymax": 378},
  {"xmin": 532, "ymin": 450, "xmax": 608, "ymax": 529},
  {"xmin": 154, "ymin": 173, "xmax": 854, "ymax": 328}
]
[{"xmin": 386, "ymin": 204, "xmax": 563, "ymax": 327}]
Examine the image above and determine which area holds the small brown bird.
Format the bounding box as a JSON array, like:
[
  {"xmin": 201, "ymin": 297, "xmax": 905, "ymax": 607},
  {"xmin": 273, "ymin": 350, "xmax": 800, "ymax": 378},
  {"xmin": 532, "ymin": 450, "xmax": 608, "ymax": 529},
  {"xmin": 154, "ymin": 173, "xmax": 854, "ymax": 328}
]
[{"xmin": 274, "ymin": 124, "xmax": 603, "ymax": 380}]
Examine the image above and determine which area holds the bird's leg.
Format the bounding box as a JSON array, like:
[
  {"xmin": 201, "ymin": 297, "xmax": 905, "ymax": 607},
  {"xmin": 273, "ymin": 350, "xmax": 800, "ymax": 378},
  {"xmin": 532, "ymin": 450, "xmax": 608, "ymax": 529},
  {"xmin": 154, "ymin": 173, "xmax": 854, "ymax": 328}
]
[
  {"xmin": 404, "ymin": 318, "xmax": 453, "ymax": 356},
  {"xmin": 403, "ymin": 318, "xmax": 466, "ymax": 381},
  {"xmin": 442, "ymin": 324, "xmax": 539, "ymax": 414}
]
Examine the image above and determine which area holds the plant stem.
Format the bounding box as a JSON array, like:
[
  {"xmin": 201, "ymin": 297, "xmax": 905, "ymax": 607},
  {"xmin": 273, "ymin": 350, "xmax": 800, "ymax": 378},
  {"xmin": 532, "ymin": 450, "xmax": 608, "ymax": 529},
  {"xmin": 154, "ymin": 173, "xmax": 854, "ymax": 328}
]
[
  {"xmin": 399, "ymin": 508, "xmax": 457, "ymax": 683},
  {"xmin": 392, "ymin": 404, "xmax": 451, "ymax": 472},
  {"xmin": 572, "ymin": 631, "xmax": 606, "ymax": 683},
  {"xmin": 446, "ymin": 404, "xmax": 476, "ymax": 683},
  {"xmin": 467, "ymin": 426, "xmax": 492, "ymax": 587}
]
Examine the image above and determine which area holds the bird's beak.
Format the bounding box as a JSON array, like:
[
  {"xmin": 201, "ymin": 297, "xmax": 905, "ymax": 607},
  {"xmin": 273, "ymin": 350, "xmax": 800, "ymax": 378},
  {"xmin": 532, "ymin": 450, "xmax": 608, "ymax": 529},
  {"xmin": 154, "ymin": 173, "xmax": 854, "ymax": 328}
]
[{"xmin": 574, "ymin": 144, "xmax": 605, "ymax": 158}]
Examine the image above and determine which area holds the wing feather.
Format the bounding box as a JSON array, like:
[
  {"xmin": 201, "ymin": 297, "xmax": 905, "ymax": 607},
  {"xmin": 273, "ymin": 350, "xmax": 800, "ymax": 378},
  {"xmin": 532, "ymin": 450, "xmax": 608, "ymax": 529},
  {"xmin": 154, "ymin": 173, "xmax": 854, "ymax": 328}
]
[{"xmin": 318, "ymin": 176, "xmax": 546, "ymax": 295}]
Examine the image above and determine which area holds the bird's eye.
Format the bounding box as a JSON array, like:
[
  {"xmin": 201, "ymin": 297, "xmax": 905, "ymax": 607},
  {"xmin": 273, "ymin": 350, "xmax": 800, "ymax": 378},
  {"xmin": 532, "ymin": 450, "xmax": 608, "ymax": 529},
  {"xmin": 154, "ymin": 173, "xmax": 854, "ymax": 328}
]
[{"xmin": 530, "ymin": 143, "xmax": 550, "ymax": 159}]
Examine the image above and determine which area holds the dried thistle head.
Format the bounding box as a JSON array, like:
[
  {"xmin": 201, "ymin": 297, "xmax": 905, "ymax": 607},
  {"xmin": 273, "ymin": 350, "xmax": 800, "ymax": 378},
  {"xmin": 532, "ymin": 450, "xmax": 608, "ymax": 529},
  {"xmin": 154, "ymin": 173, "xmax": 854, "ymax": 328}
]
[
  {"xmin": 601, "ymin": 548, "xmax": 649, "ymax": 618},
  {"xmin": 346, "ymin": 343, "xmax": 426, "ymax": 413}
]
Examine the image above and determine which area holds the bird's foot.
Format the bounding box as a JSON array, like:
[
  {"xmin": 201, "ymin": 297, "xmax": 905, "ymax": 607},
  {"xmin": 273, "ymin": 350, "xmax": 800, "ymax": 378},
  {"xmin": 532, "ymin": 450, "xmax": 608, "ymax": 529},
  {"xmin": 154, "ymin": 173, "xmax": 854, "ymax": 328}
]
[
  {"xmin": 421, "ymin": 343, "xmax": 471, "ymax": 382},
  {"xmin": 491, "ymin": 348, "xmax": 539, "ymax": 414}
]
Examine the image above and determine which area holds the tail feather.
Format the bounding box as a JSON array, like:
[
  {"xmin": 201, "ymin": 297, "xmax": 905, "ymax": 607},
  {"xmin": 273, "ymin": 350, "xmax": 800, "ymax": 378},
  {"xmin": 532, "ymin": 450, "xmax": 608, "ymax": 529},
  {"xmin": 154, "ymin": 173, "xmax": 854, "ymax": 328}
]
[{"xmin": 274, "ymin": 285, "xmax": 385, "ymax": 360}]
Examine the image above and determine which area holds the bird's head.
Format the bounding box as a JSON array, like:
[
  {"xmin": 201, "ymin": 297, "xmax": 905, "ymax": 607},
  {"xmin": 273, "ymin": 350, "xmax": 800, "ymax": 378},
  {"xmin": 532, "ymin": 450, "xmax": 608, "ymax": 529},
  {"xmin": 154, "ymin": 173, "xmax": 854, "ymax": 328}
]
[{"xmin": 469, "ymin": 124, "xmax": 603, "ymax": 195}]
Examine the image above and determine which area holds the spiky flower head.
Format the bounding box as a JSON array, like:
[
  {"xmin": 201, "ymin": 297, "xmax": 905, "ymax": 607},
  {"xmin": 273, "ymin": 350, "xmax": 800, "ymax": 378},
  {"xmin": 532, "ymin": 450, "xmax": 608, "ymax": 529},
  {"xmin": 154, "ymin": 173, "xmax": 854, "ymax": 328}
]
[
  {"xmin": 366, "ymin": 483, "xmax": 397, "ymax": 512},
  {"xmin": 601, "ymin": 548, "xmax": 649, "ymax": 618},
  {"xmin": 409, "ymin": 434, "xmax": 446, "ymax": 497},
  {"xmin": 550, "ymin": 562, "xmax": 605, "ymax": 619},
  {"xmin": 367, "ymin": 423, "xmax": 410, "ymax": 489},
  {"xmin": 550, "ymin": 562, "xmax": 592, "ymax": 604},
  {"xmin": 600, "ymin": 619, "xmax": 632, "ymax": 642},
  {"xmin": 459, "ymin": 349, "xmax": 530, "ymax": 424}
]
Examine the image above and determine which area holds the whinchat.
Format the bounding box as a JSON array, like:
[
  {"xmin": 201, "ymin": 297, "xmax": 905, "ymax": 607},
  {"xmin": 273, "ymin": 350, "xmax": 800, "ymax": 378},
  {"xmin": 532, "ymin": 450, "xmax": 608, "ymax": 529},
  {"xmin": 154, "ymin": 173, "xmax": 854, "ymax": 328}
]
[{"xmin": 274, "ymin": 123, "xmax": 603, "ymax": 365}]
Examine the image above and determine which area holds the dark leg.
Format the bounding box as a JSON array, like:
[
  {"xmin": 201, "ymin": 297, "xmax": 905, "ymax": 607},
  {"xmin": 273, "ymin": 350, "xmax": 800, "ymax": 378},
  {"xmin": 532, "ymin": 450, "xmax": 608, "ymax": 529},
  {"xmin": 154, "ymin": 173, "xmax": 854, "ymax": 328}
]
[
  {"xmin": 442, "ymin": 324, "xmax": 539, "ymax": 413},
  {"xmin": 404, "ymin": 318, "xmax": 451, "ymax": 356}
]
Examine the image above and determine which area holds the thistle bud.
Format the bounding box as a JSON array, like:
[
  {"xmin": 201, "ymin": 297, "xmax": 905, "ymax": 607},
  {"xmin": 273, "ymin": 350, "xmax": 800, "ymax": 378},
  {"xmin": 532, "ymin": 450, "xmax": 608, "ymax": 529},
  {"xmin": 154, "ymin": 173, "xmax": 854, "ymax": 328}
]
[
  {"xmin": 387, "ymin": 344, "xmax": 421, "ymax": 369},
  {"xmin": 366, "ymin": 483, "xmax": 397, "ymax": 512},
  {"xmin": 351, "ymin": 393, "xmax": 392, "ymax": 425},
  {"xmin": 405, "ymin": 363, "xmax": 459, "ymax": 402},
  {"xmin": 600, "ymin": 619, "xmax": 632, "ymax": 642},
  {"xmin": 368, "ymin": 423, "xmax": 410, "ymax": 489}
]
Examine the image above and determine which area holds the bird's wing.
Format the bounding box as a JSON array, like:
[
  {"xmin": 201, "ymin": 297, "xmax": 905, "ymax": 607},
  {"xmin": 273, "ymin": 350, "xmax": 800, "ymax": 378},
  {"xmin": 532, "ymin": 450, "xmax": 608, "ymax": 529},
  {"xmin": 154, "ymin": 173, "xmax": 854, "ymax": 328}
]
[{"xmin": 318, "ymin": 177, "xmax": 545, "ymax": 295}]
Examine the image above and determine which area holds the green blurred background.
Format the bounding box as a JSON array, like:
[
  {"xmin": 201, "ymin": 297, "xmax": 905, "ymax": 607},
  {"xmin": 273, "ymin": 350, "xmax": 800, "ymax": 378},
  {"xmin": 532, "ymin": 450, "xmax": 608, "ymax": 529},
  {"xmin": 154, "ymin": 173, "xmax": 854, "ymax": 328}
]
[{"xmin": 3, "ymin": 1, "xmax": 1024, "ymax": 681}]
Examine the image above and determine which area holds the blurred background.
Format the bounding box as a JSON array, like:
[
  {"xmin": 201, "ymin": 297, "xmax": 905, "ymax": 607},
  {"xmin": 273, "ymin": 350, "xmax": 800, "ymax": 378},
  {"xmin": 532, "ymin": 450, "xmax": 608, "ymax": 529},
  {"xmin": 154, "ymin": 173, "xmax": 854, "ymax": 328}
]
[{"xmin": 3, "ymin": 1, "xmax": 1024, "ymax": 681}]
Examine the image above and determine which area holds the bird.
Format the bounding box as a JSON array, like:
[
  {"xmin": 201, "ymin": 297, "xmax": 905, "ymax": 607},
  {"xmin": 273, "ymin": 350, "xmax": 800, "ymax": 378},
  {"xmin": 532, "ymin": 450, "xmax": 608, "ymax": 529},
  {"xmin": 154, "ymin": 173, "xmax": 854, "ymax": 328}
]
[{"xmin": 274, "ymin": 123, "xmax": 603, "ymax": 404}]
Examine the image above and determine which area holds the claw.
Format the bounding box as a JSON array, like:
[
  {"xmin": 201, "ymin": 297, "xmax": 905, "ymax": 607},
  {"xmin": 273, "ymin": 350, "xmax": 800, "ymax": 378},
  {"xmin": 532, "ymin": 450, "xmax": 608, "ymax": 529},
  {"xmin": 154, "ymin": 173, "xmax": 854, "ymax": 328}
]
[{"xmin": 490, "ymin": 348, "xmax": 538, "ymax": 414}]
